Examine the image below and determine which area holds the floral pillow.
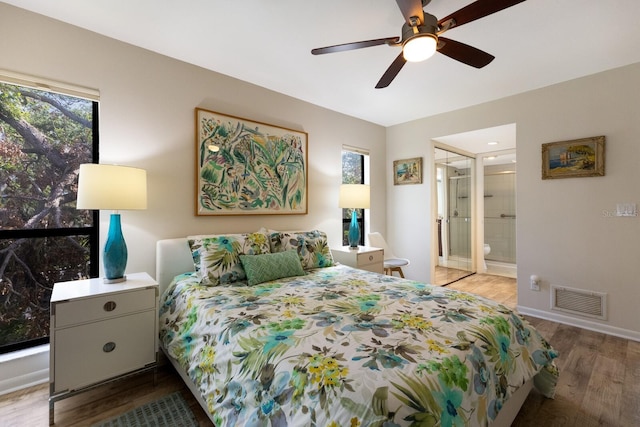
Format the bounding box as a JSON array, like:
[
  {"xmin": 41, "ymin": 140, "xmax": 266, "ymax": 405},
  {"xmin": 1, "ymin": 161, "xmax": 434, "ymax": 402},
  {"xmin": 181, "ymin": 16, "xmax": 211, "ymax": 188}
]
[
  {"xmin": 268, "ymin": 229, "xmax": 333, "ymax": 270},
  {"xmin": 187, "ymin": 232, "xmax": 270, "ymax": 286}
]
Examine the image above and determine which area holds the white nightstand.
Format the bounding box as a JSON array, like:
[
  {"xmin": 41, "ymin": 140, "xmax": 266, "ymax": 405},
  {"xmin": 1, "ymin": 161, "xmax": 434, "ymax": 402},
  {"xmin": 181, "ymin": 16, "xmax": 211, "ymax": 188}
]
[
  {"xmin": 331, "ymin": 246, "xmax": 384, "ymax": 274},
  {"xmin": 49, "ymin": 272, "xmax": 158, "ymax": 425}
]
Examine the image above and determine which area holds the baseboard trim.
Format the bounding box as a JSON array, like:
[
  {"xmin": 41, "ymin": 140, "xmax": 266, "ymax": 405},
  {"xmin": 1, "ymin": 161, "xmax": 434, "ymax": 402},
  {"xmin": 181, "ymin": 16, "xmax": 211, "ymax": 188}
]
[
  {"xmin": 0, "ymin": 344, "xmax": 49, "ymax": 396},
  {"xmin": 517, "ymin": 306, "xmax": 640, "ymax": 342}
]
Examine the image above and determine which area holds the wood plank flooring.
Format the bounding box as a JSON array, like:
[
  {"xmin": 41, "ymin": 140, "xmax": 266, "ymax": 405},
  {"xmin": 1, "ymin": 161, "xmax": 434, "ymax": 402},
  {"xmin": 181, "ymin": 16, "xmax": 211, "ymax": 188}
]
[
  {"xmin": 448, "ymin": 273, "xmax": 640, "ymax": 427},
  {"xmin": 0, "ymin": 365, "xmax": 212, "ymax": 426},
  {"xmin": 433, "ymin": 265, "xmax": 474, "ymax": 286},
  {"xmin": 1, "ymin": 273, "xmax": 638, "ymax": 426}
]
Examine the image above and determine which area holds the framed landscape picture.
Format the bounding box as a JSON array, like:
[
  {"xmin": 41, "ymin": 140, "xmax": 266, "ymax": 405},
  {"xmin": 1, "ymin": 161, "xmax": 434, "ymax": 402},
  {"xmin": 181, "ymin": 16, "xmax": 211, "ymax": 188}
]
[
  {"xmin": 195, "ymin": 108, "xmax": 308, "ymax": 215},
  {"xmin": 393, "ymin": 157, "xmax": 423, "ymax": 185},
  {"xmin": 542, "ymin": 136, "xmax": 605, "ymax": 179}
]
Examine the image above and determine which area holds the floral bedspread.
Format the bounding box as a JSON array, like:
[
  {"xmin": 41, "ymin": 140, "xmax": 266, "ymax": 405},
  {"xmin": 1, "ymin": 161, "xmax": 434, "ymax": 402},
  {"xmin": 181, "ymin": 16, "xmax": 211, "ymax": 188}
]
[{"xmin": 159, "ymin": 265, "xmax": 558, "ymax": 427}]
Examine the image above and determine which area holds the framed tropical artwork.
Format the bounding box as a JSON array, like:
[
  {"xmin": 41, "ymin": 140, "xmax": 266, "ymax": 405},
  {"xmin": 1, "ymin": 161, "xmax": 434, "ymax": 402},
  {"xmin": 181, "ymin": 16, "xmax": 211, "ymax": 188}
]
[
  {"xmin": 393, "ymin": 157, "xmax": 423, "ymax": 185},
  {"xmin": 542, "ymin": 136, "xmax": 605, "ymax": 179},
  {"xmin": 195, "ymin": 108, "xmax": 308, "ymax": 215}
]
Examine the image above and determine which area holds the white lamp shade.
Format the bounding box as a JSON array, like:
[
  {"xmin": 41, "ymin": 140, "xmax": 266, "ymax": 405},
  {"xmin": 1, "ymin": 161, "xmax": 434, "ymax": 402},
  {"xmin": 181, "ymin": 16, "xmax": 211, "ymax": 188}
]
[
  {"xmin": 403, "ymin": 35, "xmax": 437, "ymax": 62},
  {"xmin": 339, "ymin": 184, "xmax": 370, "ymax": 209},
  {"xmin": 76, "ymin": 164, "xmax": 147, "ymax": 210}
]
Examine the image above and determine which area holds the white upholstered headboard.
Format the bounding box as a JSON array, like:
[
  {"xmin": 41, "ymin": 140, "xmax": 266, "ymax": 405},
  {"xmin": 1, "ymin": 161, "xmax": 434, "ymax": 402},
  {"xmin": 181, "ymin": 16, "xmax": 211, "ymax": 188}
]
[{"xmin": 156, "ymin": 238, "xmax": 194, "ymax": 295}]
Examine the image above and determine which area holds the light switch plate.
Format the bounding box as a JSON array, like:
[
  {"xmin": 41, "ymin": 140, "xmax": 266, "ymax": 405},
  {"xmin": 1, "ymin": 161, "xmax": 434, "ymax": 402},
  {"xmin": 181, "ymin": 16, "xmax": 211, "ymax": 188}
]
[{"xmin": 616, "ymin": 203, "xmax": 637, "ymax": 217}]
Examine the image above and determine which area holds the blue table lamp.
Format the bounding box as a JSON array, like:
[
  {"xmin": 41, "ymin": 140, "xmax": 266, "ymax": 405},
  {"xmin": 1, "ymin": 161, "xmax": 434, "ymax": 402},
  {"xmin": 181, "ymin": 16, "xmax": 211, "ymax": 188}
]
[
  {"xmin": 76, "ymin": 164, "xmax": 147, "ymax": 283},
  {"xmin": 339, "ymin": 184, "xmax": 370, "ymax": 248}
]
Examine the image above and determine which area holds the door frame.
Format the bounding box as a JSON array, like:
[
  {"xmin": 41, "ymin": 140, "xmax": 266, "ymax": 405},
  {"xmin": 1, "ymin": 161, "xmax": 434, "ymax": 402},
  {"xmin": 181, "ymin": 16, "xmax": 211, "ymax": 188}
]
[{"xmin": 431, "ymin": 141, "xmax": 477, "ymax": 285}]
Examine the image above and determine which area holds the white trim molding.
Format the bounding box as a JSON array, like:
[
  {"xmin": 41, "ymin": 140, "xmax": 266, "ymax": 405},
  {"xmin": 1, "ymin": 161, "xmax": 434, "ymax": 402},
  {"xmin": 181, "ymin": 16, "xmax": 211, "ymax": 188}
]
[
  {"xmin": 0, "ymin": 69, "xmax": 99, "ymax": 101},
  {"xmin": 0, "ymin": 345, "xmax": 49, "ymax": 396},
  {"xmin": 517, "ymin": 306, "xmax": 640, "ymax": 342}
]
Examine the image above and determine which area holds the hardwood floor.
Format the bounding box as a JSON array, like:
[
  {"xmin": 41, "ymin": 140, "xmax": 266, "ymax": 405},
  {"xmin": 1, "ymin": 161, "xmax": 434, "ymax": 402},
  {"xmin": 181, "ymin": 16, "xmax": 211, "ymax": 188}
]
[
  {"xmin": 445, "ymin": 271, "xmax": 518, "ymax": 308},
  {"xmin": 448, "ymin": 273, "xmax": 640, "ymax": 427},
  {"xmin": 1, "ymin": 273, "xmax": 638, "ymax": 426},
  {"xmin": 433, "ymin": 265, "xmax": 474, "ymax": 286},
  {"xmin": 0, "ymin": 365, "xmax": 212, "ymax": 426}
]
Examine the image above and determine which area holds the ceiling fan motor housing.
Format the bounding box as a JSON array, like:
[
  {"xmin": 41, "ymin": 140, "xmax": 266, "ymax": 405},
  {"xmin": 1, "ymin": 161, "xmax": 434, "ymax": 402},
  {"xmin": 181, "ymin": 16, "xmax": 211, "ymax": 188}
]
[{"xmin": 401, "ymin": 13, "xmax": 438, "ymax": 44}]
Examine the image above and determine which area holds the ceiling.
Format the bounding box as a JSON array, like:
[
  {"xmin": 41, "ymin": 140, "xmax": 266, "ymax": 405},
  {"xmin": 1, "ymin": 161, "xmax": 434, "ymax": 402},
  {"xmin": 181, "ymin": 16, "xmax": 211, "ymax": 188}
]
[
  {"xmin": 5, "ymin": 0, "xmax": 640, "ymax": 135},
  {"xmin": 434, "ymin": 123, "xmax": 516, "ymax": 165}
]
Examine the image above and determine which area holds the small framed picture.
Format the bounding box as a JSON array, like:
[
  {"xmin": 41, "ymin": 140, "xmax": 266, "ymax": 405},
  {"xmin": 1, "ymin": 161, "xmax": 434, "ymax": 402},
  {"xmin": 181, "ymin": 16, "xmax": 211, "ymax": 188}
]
[
  {"xmin": 393, "ymin": 157, "xmax": 423, "ymax": 185},
  {"xmin": 542, "ymin": 136, "xmax": 605, "ymax": 179}
]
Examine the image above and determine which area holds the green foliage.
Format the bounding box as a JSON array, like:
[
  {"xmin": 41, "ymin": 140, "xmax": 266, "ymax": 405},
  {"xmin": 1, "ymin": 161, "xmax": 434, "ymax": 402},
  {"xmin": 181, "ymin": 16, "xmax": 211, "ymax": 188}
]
[
  {"xmin": 341, "ymin": 151, "xmax": 363, "ymax": 185},
  {"xmin": 0, "ymin": 82, "xmax": 95, "ymax": 351}
]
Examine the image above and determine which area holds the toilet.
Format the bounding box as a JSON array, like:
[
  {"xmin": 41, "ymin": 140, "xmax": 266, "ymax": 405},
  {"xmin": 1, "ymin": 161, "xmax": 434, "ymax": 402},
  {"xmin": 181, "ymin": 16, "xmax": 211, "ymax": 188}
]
[{"xmin": 483, "ymin": 244, "xmax": 491, "ymax": 271}]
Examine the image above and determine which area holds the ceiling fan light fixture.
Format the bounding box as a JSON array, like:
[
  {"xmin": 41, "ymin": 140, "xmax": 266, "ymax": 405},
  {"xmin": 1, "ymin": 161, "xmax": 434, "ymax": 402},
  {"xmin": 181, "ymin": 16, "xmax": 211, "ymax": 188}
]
[{"xmin": 403, "ymin": 34, "xmax": 437, "ymax": 62}]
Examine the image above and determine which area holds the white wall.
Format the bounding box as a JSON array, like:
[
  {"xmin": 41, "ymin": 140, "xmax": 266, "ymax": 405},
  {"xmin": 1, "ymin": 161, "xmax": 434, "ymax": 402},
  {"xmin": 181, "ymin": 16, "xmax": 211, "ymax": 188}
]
[
  {"xmin": 0, "ymin": 3, "xmax": 387, "ymax": 392},
  {"xmin": 387, "ymin": 63, "xmax": 640, "ymax": 340},
  {"xmin": 0, "ymin": 3, "xmax": 387, "ymax": 279}
]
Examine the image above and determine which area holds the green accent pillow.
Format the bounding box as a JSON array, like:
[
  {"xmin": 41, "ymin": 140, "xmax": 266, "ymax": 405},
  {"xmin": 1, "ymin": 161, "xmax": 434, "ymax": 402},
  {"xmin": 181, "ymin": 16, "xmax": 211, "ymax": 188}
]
[{"xmin": 240, "ymin": 250, "xmax": 306, "ymax": 286}]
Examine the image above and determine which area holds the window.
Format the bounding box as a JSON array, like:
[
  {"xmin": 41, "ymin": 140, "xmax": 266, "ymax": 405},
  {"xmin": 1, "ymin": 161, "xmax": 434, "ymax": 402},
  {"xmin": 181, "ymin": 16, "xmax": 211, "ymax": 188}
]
[
  {"xmin": 0, "ymin": 77, "xmax": 99, "ymax": 353},
  {"xmin": 341, "ymin": 147, "xmax": 369, "ymax": 246}
]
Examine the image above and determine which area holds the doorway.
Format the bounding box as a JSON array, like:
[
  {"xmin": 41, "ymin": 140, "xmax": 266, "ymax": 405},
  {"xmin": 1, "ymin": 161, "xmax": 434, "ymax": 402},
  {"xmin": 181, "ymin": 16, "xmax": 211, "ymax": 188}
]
[
  {"xmin": 431, "ymin": 124, "xmax": 517, "ymax": 285},
  {"xmin": 433, "ymin": 146, "xmax": 475, "ymax": 285}
]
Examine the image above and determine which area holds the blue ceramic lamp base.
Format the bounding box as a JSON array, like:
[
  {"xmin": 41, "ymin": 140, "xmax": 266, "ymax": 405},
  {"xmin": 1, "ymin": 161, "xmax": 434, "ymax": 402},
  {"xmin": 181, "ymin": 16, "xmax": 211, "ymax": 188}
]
[
  {"xmin": 103, "ymin": 213, "xmax": 128, "ymax": 284},
  {"xmin": 347, "ymin": 210, "xmax": 360, "ymax": 248}
]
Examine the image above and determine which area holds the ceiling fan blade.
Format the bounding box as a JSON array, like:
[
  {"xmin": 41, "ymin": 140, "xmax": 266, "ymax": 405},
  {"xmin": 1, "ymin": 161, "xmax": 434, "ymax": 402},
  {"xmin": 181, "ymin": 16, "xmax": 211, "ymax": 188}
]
[
  {"xmin": 438, "ymin": 0, "xmax": 526, "ymax": 32},
  {"xmin": 396, "ymin": 0, "xmax": 424, "ymax": 25},
  {"xmin": 437, "ymin": 37, "xmax": 494, "ymax": 68},
  {"xmin": 375, "ymin": 53, "xmax": 407, "ymax": 89},
  {"xmin": 311, "ymin": 37, "xmax": 399, "ymax": 55}
]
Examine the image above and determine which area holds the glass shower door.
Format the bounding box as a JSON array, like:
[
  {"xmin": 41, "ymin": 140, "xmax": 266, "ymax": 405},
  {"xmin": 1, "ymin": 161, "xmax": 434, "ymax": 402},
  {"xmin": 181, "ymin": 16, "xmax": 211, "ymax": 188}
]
[
  {"xmin": 483, "ymin": 161, "xmax": 517, "ymax": 281},
  {"xmin": 434, "ymin": 147, "xmax": 475, "ymax": 285}
]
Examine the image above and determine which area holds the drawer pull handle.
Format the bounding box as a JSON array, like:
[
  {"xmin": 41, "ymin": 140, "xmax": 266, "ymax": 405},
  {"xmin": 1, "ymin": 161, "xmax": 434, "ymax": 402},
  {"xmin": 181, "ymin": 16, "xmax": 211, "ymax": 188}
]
[
  {"xmin": 103, "ymin": 342, "xmax": 116, "ymax": 353},
  {"xmin": 369, "ymin": 255, "xmax": 374, "ymax": 261},
  {"xmin": 103, "ymin": 301, "xmax": 117, "ymax": 312}
]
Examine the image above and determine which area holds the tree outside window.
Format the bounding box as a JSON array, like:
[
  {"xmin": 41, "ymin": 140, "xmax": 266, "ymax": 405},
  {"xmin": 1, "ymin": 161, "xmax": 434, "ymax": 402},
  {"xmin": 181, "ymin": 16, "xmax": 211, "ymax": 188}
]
[{"xmin": 0, "ymin": 81, "xmax": 98, "ymax": 353}]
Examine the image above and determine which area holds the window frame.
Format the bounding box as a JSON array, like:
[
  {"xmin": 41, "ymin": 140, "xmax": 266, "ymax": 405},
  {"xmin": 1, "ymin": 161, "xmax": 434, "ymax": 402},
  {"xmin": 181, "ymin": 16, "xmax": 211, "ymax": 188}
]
[
  {"xmin": 0, "ymin": 77, "xmax": 100, "ymax": 354},
  {"xmin": 341, "ymin": 148, "xmax": 369, "ymax": 246}
]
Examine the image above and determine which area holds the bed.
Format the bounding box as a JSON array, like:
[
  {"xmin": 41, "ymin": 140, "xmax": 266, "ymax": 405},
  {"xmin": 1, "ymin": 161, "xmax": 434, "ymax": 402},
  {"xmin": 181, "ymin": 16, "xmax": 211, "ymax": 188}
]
[{"xmin": 156, "ymin": 231, "xmax": 558, "ymax": 427}]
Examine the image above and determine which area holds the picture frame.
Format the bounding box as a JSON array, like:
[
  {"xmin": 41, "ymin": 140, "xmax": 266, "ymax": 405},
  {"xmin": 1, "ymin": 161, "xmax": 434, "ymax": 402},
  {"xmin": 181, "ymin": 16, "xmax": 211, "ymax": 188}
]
[
  {"xmin": 541, "ymin": 136, "xmax": 605, "ymax": 179},
  {"xmin": 195, "ymin": 108, "xmax": 308, "ymax": 215},
  {"xmin": 393, "ymin": 157, "xmax": 423, "ymax": 185}
]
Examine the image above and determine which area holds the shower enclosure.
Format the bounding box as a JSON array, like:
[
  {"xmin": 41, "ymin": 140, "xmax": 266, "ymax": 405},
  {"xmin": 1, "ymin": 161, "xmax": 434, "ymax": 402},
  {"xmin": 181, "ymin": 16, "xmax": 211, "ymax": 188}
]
[
  {"xmin": 448, "ymin": 174, "xmax": 472, "ymax": 259},
  {"xmin": 434, "ymin": 147, "xmax": 475, "ymax": 285},
  {"xmin": 483, "ymin": 161, "xmax": 517, "ymax": 276}
]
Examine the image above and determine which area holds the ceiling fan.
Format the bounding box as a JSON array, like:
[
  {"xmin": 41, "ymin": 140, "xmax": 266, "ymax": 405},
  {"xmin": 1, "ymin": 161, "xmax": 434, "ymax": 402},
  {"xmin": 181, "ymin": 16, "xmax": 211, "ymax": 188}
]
[{"xmin": 311, "ymin": 0, "xmax": 527, "ymax": 88}]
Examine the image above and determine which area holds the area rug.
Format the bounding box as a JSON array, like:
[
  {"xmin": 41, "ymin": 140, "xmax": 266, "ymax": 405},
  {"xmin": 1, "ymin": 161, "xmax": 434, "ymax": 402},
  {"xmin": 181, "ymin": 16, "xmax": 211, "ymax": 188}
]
[{"xmin": 92, "ymin": 391, "xmax": 199, "ymax": 427}]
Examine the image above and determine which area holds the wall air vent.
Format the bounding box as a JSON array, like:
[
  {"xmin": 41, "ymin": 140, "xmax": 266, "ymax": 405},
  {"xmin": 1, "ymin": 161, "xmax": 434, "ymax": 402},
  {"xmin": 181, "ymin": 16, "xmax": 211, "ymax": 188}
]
[{"xmin": 551, "ymin": 285, "xmax": 607, "ymax": 320}]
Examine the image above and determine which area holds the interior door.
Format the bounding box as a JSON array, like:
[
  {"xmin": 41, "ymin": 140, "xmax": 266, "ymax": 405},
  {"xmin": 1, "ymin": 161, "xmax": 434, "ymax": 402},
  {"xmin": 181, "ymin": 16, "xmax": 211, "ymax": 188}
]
[{"xmin": 434, "ymin": 147, "xmax": 475, "ymax": 285}]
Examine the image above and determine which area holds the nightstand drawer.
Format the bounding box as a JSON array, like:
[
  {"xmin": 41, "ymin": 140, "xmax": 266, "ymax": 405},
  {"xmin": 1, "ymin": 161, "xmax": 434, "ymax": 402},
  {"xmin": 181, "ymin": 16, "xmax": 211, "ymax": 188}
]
[
  {"xmin": 49, "ymin": 273, "xmax": 158, "ymax": 424},
  {"xmin": 54, "ymin": 287, "xmax": 155, "ymax": 328},
  {"xmin": 357, "ymin": 250, "xmax": 383, "ymax": 266},
  {"xmin": 331, "ymin": 246, "xmax": 384, "ymax": 274},
  {"xmin": 52, "ymin": 309, "xmax": 156, "ymax": 393}
]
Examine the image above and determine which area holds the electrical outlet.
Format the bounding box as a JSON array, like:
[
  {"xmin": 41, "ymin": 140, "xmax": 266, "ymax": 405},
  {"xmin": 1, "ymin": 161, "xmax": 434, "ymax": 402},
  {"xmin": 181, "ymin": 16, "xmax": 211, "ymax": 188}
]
[{"xmin": 530, "ymin": 275, "xmax": 540, "ymax": 291}]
